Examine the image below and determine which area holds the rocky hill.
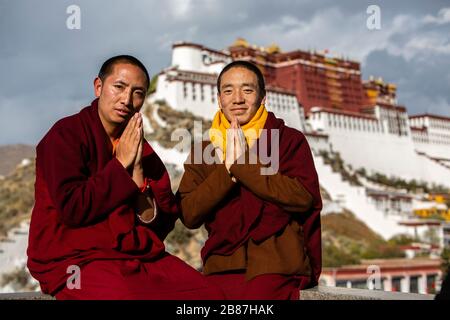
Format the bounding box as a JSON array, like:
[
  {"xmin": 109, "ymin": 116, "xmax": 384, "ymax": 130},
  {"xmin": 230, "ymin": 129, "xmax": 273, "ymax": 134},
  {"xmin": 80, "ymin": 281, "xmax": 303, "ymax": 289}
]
[
  {"xmin": 143, "ymin": 101, "xmax": 212, "ymax": 150},
  {"xmin": 322, "ymin": 210, "xmax": 405, "ymax": 268},
  {"xmin": 0, "ymin": 158, "xmax": 35, "ymax": 238},
  {"xmin": 0, "ymin": 145, "xmax": 35, "ymax": 177}
]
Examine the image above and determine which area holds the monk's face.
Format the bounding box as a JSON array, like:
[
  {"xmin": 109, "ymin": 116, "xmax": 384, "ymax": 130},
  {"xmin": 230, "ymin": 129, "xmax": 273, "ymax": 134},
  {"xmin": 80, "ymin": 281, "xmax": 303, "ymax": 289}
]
[
  {"xmin": 94, "ymin": 63, "xmax": 147, "ymax": 130},
  {"xmin": 218, "ymin": 67, "xmax": 265, "ymax": 125}
]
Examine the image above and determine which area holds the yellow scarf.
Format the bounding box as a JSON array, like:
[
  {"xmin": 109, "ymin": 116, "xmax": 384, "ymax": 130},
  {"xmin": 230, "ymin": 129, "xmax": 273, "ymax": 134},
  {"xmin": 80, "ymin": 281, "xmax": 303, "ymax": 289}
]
[{"xmin": 209, "ymin": 104, "xmax": 268, "ymax": 158}]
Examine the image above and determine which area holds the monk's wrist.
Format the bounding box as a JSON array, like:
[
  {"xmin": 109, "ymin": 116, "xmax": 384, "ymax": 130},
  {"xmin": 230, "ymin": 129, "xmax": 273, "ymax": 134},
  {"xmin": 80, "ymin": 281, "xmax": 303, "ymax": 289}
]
[
  {"xmin": 132, "ymin": 169, "xmax": 144, "ymax": 188},
  {"xmin": 134, "ymin": 161, "xmax": 143, "ymax": 171}
]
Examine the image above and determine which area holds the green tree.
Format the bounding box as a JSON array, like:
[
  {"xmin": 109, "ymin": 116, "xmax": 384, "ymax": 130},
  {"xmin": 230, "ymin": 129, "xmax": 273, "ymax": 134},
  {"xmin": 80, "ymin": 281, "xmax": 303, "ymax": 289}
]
[{"xmin": 147, "ymin": 75, "xmax": 158, "ymax": 95}]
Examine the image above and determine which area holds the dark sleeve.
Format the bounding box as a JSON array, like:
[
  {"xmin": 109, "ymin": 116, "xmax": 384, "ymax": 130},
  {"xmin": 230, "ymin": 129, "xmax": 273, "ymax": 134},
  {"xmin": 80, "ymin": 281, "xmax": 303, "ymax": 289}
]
[
  {"xmin": 40, "ymin": 125, "xmax": 139, "ymax": 228},
  {"xmin": 178, "ymin": 159, "xmax": 235, "ymax": 229},
  {"xmin": 230, "ymin": 156, "xmax": 313, "ymax": 212},
  {"xmin": 140, "ymin": 142, "xmax": 180, "ymax": 237},
  {"xmin": 135, "ymin": 194, "xmax": 177, "ymax": 241},
  {"xmin": 142, "ymin": 147, "xmax": 180, "ymax": 216}
]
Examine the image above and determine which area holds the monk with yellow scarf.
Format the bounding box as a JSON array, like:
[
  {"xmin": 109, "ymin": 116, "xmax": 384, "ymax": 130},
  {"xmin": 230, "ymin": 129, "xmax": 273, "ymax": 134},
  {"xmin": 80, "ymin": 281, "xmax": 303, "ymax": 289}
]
[{"xmin": 179, "ymin": 61, "xmax": 322, "ymax": 300}]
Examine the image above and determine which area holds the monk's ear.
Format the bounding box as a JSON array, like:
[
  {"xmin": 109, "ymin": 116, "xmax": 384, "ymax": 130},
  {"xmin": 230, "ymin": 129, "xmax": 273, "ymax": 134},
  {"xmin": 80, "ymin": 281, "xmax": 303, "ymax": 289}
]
[
  {"xmin": 94, "ymin": 77, "xmax": 103, "ymax": 98},
  {"xmin": 217, "ymin": 93, "xmax": 222, "ymax": 110},
  {"xmin": 261, "ymin": 96, "xmax": 266, "ymax": 106}
]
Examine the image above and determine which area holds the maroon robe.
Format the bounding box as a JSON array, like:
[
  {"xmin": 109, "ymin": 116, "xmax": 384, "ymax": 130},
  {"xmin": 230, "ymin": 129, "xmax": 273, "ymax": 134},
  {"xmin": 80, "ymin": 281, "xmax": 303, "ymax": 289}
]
[
  {"xmin": 27, "ymin": 99, "xmax": 182, "ymax": 296},
  {"xmin": 201, "ymin": 112, "xmax": 322, "ymax": 288}
]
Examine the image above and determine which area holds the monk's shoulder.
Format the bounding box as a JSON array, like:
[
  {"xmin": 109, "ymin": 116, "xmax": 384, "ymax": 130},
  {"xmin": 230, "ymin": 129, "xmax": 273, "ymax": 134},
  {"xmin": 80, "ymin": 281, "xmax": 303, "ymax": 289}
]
[
  {"xmin": 281, "ymin": 125, "xmax": 307, "ymax": 147},
  {"xmin": 268, "ymin": 114, "xmax": 305, "ymax": 144},
  {"xmin": 55, "ymin": 112, "xmax": 83, "ymax": 130},
  {"xmin": 38, "ymin": 112, "xmax": 85, "ymax": 151}
]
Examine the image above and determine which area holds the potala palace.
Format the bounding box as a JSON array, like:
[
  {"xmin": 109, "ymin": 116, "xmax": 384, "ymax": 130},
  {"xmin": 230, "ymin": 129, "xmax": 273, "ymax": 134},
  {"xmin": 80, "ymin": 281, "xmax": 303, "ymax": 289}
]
[
  {"xmin": 149, "ymin": 39, "xmax": 450, "ymax": 247},
  {"xmin": 1, "ymin": 39, "xmax": 449, "ymax": 295}
]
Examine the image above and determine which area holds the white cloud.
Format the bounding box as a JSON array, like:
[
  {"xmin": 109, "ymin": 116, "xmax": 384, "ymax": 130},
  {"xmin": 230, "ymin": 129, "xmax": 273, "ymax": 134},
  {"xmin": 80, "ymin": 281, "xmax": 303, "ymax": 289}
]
[
  {"xmin": 239, "ymin": 5, "xmax": 450, "ymax": 67},
  {"xmin": 423, "ymin": 7, "xmax": 450, "ymax": 25},
  {"xmin": 167, "ymin": 0, "xmax": 193, "ymax": 19},
  {"xmin": 166, "ymin": 0, "xmax": 221, "ymax": 21},
  {"xmin": 244, "ymin": 8, "xmax": 418, "ymax": 64},
  {"xmin": 404, "ymin": 35, "xmax": 450, "ymax": 57},
  {"xmin": 384, "ymin": 16, "xmax": 450, "ymax": 61}
]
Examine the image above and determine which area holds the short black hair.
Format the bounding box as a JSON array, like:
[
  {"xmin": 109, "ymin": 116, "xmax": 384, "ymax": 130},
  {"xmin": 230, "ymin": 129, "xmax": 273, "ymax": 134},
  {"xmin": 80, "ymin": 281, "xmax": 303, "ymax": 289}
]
[
  {"xmin": 98, "ymin": 55, "xmax": 150, "ymax": 89},
  {"xmin": 217, "ymin": 60, "xmax": 266, "ymax": 99}
]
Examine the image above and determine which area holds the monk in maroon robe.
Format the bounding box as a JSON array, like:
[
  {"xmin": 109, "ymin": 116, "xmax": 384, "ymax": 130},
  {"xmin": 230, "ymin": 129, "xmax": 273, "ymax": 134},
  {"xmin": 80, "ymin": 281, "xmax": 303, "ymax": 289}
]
[
  {"xmin": 178, "ymin": 61, "xmax": 322, "ymax": 300},
  {"xmin": 27, "ymin": 55, "xmax": 224, "ymax": 300}
]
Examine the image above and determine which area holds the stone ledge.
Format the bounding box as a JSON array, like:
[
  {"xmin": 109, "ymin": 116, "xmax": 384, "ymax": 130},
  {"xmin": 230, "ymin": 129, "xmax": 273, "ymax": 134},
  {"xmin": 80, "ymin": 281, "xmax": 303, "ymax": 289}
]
[
  {"xmin": 300, "ymin": 286, "xmax": 435, "ymax": 300},
  {"xmin": 0, "ymin": 286, "xmax": 436, "ymax": 300},
  {"xmin": 0, "ymin": 292, "xmax": 54, "ymax": 300}
]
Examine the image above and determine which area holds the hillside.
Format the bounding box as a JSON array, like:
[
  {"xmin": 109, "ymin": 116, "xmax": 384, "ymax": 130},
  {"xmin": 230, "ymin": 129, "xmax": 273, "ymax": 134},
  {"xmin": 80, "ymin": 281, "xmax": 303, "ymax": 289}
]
[
  {"xmin": 143, "ymin": 101, "xmax": 212, "ymax": 149},
  {"xmin": 0, "ymin": 158, "xmax": 35, "ymax": 238},
  {"xmin": 322, "ymin": 210, "xmax": 405, "ymax": 268},
  {"xmin": 0, "ymin": 145, "xmax": 35, "ymax": 177}
]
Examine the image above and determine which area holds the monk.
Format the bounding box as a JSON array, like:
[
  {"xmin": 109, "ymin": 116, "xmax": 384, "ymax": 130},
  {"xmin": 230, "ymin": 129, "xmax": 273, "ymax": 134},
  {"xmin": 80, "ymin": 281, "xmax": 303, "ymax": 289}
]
[
  {"xmin": 178, "ymin": 60, "xmax": 322, "ymax": 300},
  {"xmin": 27, "ymin": 55, "xmax": 224, "ymax": 300}
]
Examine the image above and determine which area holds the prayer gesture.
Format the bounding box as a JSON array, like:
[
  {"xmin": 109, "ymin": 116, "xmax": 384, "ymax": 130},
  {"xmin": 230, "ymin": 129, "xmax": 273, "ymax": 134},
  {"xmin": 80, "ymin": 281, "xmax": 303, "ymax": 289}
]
[
  {"xmin": 116, "ymin": 113, "xmax": 142, "ymax": 169},
  {"xmin": 132, "ymin": 123, "xmax": 145, "ymax": 188},
  {"xmin": 225, "ymin": 116, "xmax": 247, "ymax": 172}
]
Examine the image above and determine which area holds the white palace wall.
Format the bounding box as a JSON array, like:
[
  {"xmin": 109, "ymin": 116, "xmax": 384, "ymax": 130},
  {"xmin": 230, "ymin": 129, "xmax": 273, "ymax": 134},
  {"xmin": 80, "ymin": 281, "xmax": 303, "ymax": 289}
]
[
  {"xmin": 410, "ymin": 115, "xmax": 450, "ymax": 160},
  {"xmin": 309, "ymin": 111, "xmax": 450, "ymax": 188}
]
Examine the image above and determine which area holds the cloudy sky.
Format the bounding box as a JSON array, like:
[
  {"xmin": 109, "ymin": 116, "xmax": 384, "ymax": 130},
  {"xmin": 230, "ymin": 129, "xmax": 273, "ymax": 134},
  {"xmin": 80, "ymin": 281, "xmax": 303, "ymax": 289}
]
[{"xmin": 0, "ymin": 0, "xmax": 449, "ymax": 145}]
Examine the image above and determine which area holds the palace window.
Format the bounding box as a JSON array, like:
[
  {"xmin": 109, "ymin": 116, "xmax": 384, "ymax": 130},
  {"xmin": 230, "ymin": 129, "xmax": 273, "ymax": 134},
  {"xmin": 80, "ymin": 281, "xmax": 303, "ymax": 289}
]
[
  {"xmin": 192, "ymin": 83, "xmax": 196, "ymax": 101},
  {"xmin": 183, "ymin": 82, "xmax": 188, "ymax": 99}
]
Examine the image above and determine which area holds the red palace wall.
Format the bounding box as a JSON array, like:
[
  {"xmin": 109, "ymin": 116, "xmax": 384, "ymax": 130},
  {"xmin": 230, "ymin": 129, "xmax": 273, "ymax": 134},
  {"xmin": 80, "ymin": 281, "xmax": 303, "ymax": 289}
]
[{"xmin": 229, "ymin": 45, "xmax": 370, "ymax": 115}]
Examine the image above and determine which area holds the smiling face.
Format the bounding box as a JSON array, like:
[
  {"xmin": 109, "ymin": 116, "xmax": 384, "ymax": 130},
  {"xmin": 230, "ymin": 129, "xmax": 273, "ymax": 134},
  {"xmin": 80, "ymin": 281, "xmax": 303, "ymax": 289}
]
[
  {"xmin": 94, "ymin": 62, "xmax": 147, "ymax": 137},
  {"xmin": 218, "ymin": 67, "xmax": 265, "ymax": 125}
]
